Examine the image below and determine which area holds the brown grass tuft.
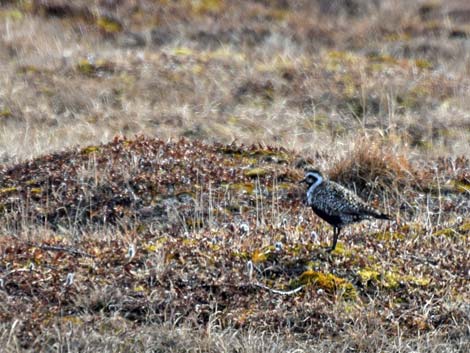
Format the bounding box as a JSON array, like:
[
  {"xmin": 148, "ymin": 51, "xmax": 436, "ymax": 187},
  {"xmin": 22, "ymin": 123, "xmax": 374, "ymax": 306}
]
[{"xmin": 328, "ymin": 136, "xmax": 416, "ymax": 197}]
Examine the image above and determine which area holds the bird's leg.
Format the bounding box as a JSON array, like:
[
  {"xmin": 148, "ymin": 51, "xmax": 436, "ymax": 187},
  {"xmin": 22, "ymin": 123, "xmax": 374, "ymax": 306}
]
[{"xmin": 327, "ymin": 227, "xmax": 340, "ymax": 252}]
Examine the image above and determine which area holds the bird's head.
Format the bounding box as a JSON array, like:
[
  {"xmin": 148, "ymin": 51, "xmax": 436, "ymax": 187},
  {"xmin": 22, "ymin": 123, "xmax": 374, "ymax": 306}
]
[{"xmin": 300, "ymin": 169, "xmax": 324, "ymax": 186}]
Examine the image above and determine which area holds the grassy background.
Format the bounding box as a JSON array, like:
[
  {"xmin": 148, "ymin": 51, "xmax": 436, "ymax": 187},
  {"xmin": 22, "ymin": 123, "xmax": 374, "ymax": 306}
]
[{"xmin": 0, "ymin": 1, "xmax": 469, "ymax": 352}]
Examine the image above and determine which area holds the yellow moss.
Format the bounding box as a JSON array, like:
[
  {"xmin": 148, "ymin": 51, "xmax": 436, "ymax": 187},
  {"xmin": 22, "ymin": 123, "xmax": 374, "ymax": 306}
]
[
  {"xmin": 433, "ymin": 228, "xmax": 456, "ymax": 237},
  {"xmin": 173, "ymin": 47, "xmax": 194, "ymax": 56},
  {"xmin": 0, "ymin": 108, "xmax": 12, "ymax": 118},
  {"xmin": 82, "ymin": 146, "xmax": 100, "ymax": 154},
  {"xmin": 298, "ymin": 270, "xmax": 357, "ymax": 299},
  {"xmin": 227, "ymin": 182, "xmax": 255, "ymax": 194},
  {"xmin": 252, "ymin": 249, "xmax": 270, "ymax": 263},
  {"xmin": 77, "ymin": 59, "xmax": 96, "ymax": 75},
  {"xmin": 373, "ymin": 231, "xmax": 405, "ymax": 241},
  {"xmin": 415, "ymin": 58, "xmax": 433, "ymax": 69},
  {"xmin": 357, "ymin": 268, "xmax": 381, "ymax": 284},
  {"xmin": 327, "ymin": 50, "xmax": 360, "ymax": 64},
  {"xmin": 402, "ymin": 275, "xmax": 431, "ymax": 286},
  {"xmin": 330, "ymin": 242, "xmax": 354, "ymax": 257},
  {"xmin": 367, "ymin": 54, "xmax": 398, "ymax": 65},
  {"xmin": 191, "ymin": 64, "xmax": 204, "ymax": 74},
  {"xmin": 0, "ymin": 187, "xmax": 17, "ymax": 193},
  {"xmin": 1, "ymin": 9, "xmax": 24, "ymax": 21},
  {"xmin": 143, "ymin": 242, "xmax": 163, "ymax": 252},
  {"xmin": 383, "ymin": 32, "xmax": 411, "ymax": 42},
  {"xmin": 96, "ymin": 17, "xmax": 123, "ymax": 33},
  {"xmin": 402, "ymin": 84, "xmax": 432, "ymax": 108},
  {"xmin": 133, "ymin": 285, "xmax": 146, "ymax": 292},
  {"xmin": 191, "ymin": 0, "xmax": 224, "ymax": 14},
  {"xmin": 202, "ymin": 48, "xmax": 245, "ymax": 62},
  {"xmin": 424, "ymin": 20, "xmax": 442, "ymax": 31},
  {"xmin": 244, "ymin": 168, "xmax": 267, "ymax": 178},
  {"xmin": 185, "ymin": 217, "xmax": 204, "ymax": 228},
  {"xmin": 267, "ymin": 8, "xmax": 289, "ymax": 21},
  {"xmin": 60, "ymin": 316, "xmax": 84, "ymax": 325},
  {"xmin": 459, "ymin": 222, "xmax": 470, "ymax": 232},
  {"xmin": 359, "ymin": 265, "xmax": 430, "ymax": 289},
  {"xmin": 452, "ymin": 180, "xmax": 470, "ymax": 193},
  {"xmin": 382, "ymin": 271, "xmax": 400, "ymax": 289},
  {"xmin": 77, "ymin": 59, "xmax": 114, "ymax": 76}
]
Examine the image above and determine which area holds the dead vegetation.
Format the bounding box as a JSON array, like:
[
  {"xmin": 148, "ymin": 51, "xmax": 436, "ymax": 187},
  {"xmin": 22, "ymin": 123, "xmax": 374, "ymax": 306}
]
[
  {"xmin": 0, "ymin": 137, "xmax": 468, "ymax": 352},
  {"xmin": 0, "ymin": 0, "xmax": 469, "ymax": 352}
]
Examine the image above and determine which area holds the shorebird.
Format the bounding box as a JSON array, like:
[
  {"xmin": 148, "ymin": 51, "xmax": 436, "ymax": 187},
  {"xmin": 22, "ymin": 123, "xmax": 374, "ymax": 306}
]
[{"xmin": 300, "ymin": 169, "xmax": 391, "ymax": 252}]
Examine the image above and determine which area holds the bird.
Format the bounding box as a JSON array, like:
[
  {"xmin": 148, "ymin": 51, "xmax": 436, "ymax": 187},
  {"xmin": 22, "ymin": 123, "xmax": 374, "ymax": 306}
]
[{"xmin": 300, "ymin": 169, "xmax": 391, "ymax": 252}]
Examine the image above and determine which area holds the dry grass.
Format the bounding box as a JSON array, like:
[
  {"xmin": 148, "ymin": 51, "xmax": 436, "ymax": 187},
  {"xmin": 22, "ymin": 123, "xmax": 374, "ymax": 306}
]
[{"xmin": 0, "ymin": 1, "xmax": 469, "ymax": 352}]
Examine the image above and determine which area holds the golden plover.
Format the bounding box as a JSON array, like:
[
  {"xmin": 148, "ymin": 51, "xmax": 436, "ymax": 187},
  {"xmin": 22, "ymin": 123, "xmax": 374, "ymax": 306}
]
[{"xmin": 300, "ymin": 169, "xmax": 391, "ymax": 252}]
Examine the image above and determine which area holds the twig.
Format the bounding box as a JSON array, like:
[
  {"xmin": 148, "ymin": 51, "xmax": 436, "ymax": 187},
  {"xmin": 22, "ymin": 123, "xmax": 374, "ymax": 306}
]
[
  {"xmin": 253, "ymin": 282, "xmax": 304, "ymax": 295},
  {"xmin": 26, "ymin": 242, "xmax": 93, "ymax": 258}
]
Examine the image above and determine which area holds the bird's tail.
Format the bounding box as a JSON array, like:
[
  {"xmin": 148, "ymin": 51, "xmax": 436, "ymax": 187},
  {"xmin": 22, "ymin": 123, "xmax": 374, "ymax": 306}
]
[
  {"xmin": 365, "ymin": 206, "xmax": 392, "ymax": 220},
  {"xmin": 374, "ymin": 212, "xmax": 392, "ymax": 220}
]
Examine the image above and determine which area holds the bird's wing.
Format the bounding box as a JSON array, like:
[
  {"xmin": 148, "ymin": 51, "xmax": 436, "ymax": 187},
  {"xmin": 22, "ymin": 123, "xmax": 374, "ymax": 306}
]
[
  {"xmin": 322, "ymin": 183, "xmax": 376, "ymax": 216},
  {"xmin": 333, "ymin": 183, "xmax": 389, "ymax": 218}
]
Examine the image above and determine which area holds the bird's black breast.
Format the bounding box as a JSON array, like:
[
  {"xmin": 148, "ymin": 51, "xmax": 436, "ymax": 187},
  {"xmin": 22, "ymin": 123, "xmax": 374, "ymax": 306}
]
[{"xmin": 311, "ymin": 206, "xmax": 344, "ymax": 227}]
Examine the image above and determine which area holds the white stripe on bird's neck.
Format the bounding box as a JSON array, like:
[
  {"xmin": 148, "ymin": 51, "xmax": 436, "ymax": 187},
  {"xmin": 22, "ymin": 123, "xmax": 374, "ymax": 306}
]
[{"xmin": 306, "ymin": 174, "xmax": 323, "ymax": 205}]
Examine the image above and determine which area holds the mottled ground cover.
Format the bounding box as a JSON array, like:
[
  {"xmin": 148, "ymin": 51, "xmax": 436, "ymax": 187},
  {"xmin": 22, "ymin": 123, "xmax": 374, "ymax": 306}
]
[
  {"xmin": 0, "ymin": 137, "xmax": 468, "ymax": 352},
  {"xmin": 0, "ymin": 0, "xmax": 469, "ymax": 352}
]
